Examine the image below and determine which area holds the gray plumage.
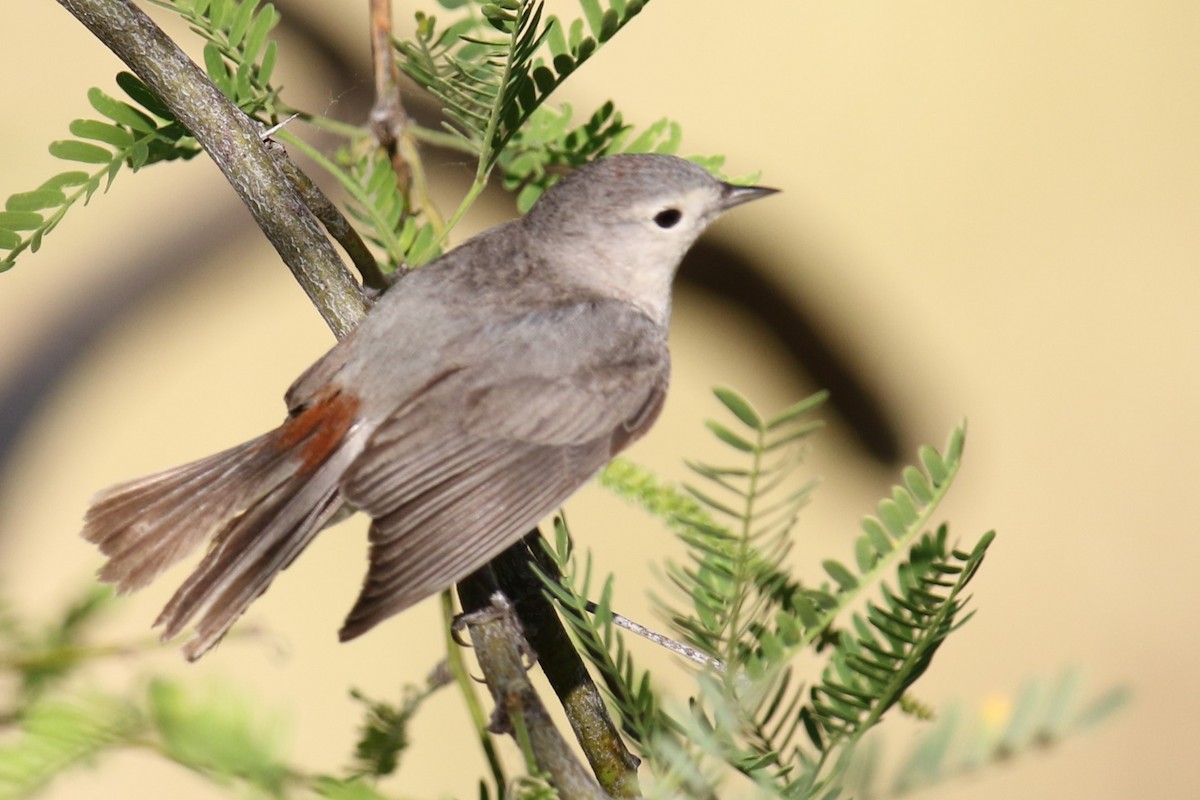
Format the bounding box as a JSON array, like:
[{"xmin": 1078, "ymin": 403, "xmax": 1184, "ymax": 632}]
[{"xmin": 82, "ymin": 154, "xmax": 776, "ymax": 660}]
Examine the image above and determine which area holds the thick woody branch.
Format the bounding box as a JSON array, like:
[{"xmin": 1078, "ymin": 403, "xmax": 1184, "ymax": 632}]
[
  {"xmin": 56, "ymin": 0, "xmax": 370, "ymax": 338},
  {"xmin": 493, "ymin": 533, "xmax": 642, "ymax": 798},
  {"xmin": 460, "ymin": 593, "xmax": 613, "ymax": 800}
]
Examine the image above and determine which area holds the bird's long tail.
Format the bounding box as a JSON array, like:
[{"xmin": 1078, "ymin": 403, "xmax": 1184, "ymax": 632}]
[{"xmin": 82, "ymin": 389, "xmax": 362, "ymax": 660}]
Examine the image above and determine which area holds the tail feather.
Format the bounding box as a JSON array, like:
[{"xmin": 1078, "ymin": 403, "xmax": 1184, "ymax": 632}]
[
  {"xmin": 155, "ymin": 429, "xmax": 363, "ymax": 660},
  {"xmin": 82, "ymin": 388, "xmax": 364, "ymax": 659},
  {"xmin": 82, "ymin": 434, "xmax": 283, "ymax": 592}
]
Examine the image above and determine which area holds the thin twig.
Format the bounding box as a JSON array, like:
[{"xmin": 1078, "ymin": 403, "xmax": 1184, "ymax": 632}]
[
  {"xmin": 269, "ymin": 144, "xmax": 393, "ymax": 293},
  {"xmin": 368, "ymin": 0, "xmax": 411, "ymax": 192},
  {"xmin": 584, "ymin": 602, "xmax": 726, "ymax": 673},
  {"xmin": 366, "ymin": 0, "xmax": 448, "ymax": 245},
  {"xmin": 56, "ymin": 0, "xmax": 369, "ymax": 338}
]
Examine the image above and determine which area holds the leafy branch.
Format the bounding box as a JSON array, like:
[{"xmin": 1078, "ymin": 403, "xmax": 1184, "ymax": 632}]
[
  {"xmin": 591, "ymin": 389, "xmax": 995, "ymax": 797},
  {"xmin": 537, "ymin": 518, "xmax": 675, "ymax": 760},
  {"xmin": 2, "ymin": 0, "xmax": 285, "ymax": 274},
  {"xmin": 396, "ymin": 0, "xmax": 647, "ymax": 178},
  {"xmin": 804, "ymin": 527, "xmax": 994, "ymax": 790},
  {"xmin": 0, "ymin": 73, "xmax": 199, "ymax": 272},
  {"xmin": 55, "ymin": 0, "xmax": 368, "ymax": 335},
  {"xmin": 846, "ymin": 667, "xmax": 1130, "ymax": 798},
  {"xmin": 667, "ymin": 389, "xmax": 828, "ymax": 674},
  {"xmin": 392, "ymin": 0, "xmax": 657, "ymax": 262}
]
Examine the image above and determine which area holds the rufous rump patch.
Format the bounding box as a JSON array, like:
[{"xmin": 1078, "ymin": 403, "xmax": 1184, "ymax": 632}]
[{"xmin": 274, "ymin": 388, "xmax": 360, "ymax": 472}]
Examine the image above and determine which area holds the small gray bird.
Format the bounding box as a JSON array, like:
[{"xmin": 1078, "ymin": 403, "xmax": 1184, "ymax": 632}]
[{"xmin": 83, "ymin": 154, "xmax": 776, "ymax": 660}]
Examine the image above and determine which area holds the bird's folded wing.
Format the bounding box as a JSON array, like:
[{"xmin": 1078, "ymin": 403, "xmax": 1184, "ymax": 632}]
[{"xmin": 336, "ymin": 300, "xmax": 668, "ymax": 637}]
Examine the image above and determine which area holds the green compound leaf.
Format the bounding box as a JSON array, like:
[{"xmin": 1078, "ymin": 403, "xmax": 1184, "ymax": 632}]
[
  {"xmin": 714, "ymin": 386, "xmax": 763, "ymax": 430},
  {"xmin": 87, "ymin": 86, "xmax": 157, "ymax": 132},
  {"xmin": 48, "ymin": 140, "xmax": 112, "ymax": 164}
]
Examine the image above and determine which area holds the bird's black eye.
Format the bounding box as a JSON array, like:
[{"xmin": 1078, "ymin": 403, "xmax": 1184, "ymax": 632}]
[{"xmin": 653, "ymin": 208, "xmax": 682, "ymax": 229}]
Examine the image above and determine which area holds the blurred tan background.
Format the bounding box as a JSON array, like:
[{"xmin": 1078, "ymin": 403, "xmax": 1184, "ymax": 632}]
[{"xmin": 2, "ymin": 1, "xmax": 1198, "ymax": 797}]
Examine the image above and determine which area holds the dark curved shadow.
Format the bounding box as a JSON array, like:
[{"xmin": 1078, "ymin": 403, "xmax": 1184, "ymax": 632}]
[
  {"xmin": 0, "ymin": 201, "xmax": 252, "ymax": 487},
  {"xmin": 681, "ymin": 242, "xmax": 902, "ymax": 463}
]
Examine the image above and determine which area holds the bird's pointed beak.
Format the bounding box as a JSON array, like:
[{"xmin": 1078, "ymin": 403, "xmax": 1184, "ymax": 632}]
[{"xmin": 719, "ymin": 182, "xmax": 780, "ymax": 210}]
